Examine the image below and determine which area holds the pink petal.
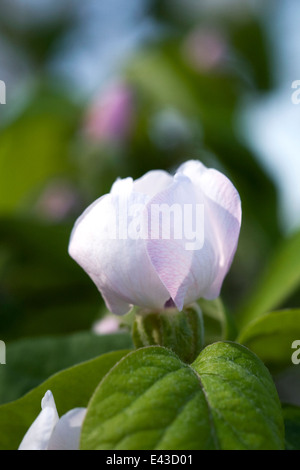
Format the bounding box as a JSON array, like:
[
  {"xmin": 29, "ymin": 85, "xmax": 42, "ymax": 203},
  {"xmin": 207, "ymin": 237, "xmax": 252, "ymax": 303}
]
[
  {"xmin": 92, "ymin": 315, "xmax": 120, "ymax": 334},
  {"xmin": 177, "ymin": 160, "xmax": 242, "ymax": 301},
  {"xmin": 145, "ymin": 173, "xmax": 214, "ymax": 310},
  {"xmin": 146, "ymin": 161, "xmax": 241, "ymax": 310},
  {"xmin": 133, "ymin": 169, "xmax": 173, "ymax": 198},
  {"xmin": 68, "ymin": 178, "xmax": 170, "ymax": 315}
]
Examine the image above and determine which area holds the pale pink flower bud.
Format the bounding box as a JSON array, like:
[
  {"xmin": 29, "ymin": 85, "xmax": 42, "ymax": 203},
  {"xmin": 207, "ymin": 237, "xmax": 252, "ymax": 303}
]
[
  {"xmin": 182, "ymin": 28, "xmax": 228, "ymax": 72},
  {"xmin": 84, "ymin": 82, "xmax": 134, "ymax": 143},
  {"xmin": 69, "ymin": 160, "xmax": 241, "ymax": 315}
]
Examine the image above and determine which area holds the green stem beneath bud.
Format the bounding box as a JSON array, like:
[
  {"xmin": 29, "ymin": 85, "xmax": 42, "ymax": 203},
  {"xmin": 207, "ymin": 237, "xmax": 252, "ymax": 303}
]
[{"xmin": 132, "ymin": 303, "xmax": 204, "ymax": 364}]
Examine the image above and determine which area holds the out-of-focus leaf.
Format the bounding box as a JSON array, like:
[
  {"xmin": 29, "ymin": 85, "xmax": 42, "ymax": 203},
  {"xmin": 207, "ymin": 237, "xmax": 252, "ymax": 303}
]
[
  {"xmin": 0, "ymin": 6, "xmax": 74, "ymax": 65},
  {"xmin": 198, "ymin": 297, "xmax": 237, "ymax": 344},
  {"xmin": 237, "ymin": 230, "xmax": 300, "ymax": 329},
  {"xmin": 81, "ymin": 343, "xmax": 284, "ymax": 450},
  {"xmin": 237, "ymin": 309, "xmax": 300, "ymax": 370},
  {"xmin": 0, "ymin": 216, "xmax": 102, "ymax": 339},
  {"xmin": 230, "ymin": 19, "xmax": 272, "ymax": 90},
  {"xmin": 282, "ymin": 404, "xmax": 300, "ymax": 450},
  {"xmin": 0, "ymin": 88, "xmax": 78, "ymax": 214},
  {"xmin": 127, "ymin": 47, "xmax": 200, "ymax": 116},
  {"xmin": 0, "ymin": 349, "xmax": 130, "ymax": 450},
  {"xmin": 275, "ymin": 366, "xmax": 300, "ymax": 411},
  {"xmin": 0, "ymin": 331, "xmax": 133, "ymax": 405}
]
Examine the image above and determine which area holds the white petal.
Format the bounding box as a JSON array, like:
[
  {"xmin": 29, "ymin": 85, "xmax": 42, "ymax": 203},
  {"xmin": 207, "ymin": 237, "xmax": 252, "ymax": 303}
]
[
  {"xmin": 69, "ymin": 178, "xmax": 170, "ymax": 314},
  {"xmin": 177, "ymin": 159, "xmax": 207, "ymax": 178},
  {"xmin": 177, "ymin": 160, "xmax": 242, "ymax": 300},
  {"xmin": 18, "ymin": 391, "xmax": 59, "ymax": 450},
  {"xmin": 47, "ymin": 408, "xmax": 86, "ymax": 450},
  {"xmin": 133, "ymin": 169, "xmax": 173, "ymax": 198},
  {"xmin": 146, "ymin": 172, "xmax": 218, "ymax": 310}
]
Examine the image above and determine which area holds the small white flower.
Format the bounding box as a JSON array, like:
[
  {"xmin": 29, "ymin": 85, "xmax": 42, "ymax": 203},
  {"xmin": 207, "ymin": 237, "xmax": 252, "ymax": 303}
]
[{"xmin": 18, "ymin": 391, "xmax": 86, "ymax": 450}]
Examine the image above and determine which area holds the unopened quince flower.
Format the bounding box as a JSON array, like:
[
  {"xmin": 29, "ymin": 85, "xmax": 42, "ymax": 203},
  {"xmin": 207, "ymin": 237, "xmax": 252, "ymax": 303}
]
[
  {"xmin": 18, "ymin": 391, "xmax": 86, "ymax": 450},
  {"xmin": 84, "ymin": 81, "xmax": 134, "ymax": 143},
  {"xmin": 68, "ymin": 160, "xmax": 241, "ymax": 315}
]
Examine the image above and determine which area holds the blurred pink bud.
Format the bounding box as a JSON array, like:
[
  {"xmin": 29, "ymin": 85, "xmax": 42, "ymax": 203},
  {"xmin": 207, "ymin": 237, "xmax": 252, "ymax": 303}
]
[
  {"xmin": 35, "ymin": 180, "xmax": 80, "ymax": 222},
  {"xmin": 182, "ymin": 28, "xmax": 228, "ymax": 72},
  {"xmin": 69, "ymin": 160, "xmax": 241, "ymax": 315},
  {"xmin": 84, "ymin": 82, "xmax": 134, "ymax": 143},
  {"xmin": 92, "ymin": 315, "xmax": 120, "ymax": 335}
]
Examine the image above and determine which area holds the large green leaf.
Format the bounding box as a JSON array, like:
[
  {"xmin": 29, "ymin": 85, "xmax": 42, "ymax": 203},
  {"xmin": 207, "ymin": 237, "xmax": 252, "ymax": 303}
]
[
  {"xmin": 81, "ymin": 343, "xmax": 284, "ymax": 450},
  {"xmin": 237, "ymin": 230, "xmax": 300, "ymax": 329},
  {"xmin": 0, "ymin": 331, "xmax": 133, "ymax": 405},
  {"xmin": 0, "ymin": 349, "xmax": 130, "ymax": 450},
  {"xmin": 237, "ymin": 309, "xmax": 300, "ymax": 370}
]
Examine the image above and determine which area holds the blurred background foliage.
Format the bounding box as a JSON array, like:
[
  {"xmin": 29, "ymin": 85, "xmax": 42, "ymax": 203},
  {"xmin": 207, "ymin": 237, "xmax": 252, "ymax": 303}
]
[{"xmin": 0, "ymin": 0, "xmax": 300, "ymax": 404}]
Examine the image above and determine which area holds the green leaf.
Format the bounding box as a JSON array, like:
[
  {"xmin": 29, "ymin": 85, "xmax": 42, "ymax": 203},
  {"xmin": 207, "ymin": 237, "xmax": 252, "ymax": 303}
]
[
  {"xmin": 0, "ymin": 331, "xmax": 133, "ymax": 405},
  {"xmin": 0, "ymin": 349, "xmax": 130, "ymax": 450},
  {"xmin": 237, "ymin": 309, "xmax": 300, "ymax": 370},
  {"xmin": 193, "ymin": 342, "xmax": 284, "ymax": 450},
  {"xmin": 81, "ymin": 343, "xmax": 284, "ymax": 450},
  {"xmin": 282, "ymin": 404, "xmax": 300, "ymax": 450},
  {"xmin": 237, "ymin": 230, "xmax": 300, "ymax": 329}
]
